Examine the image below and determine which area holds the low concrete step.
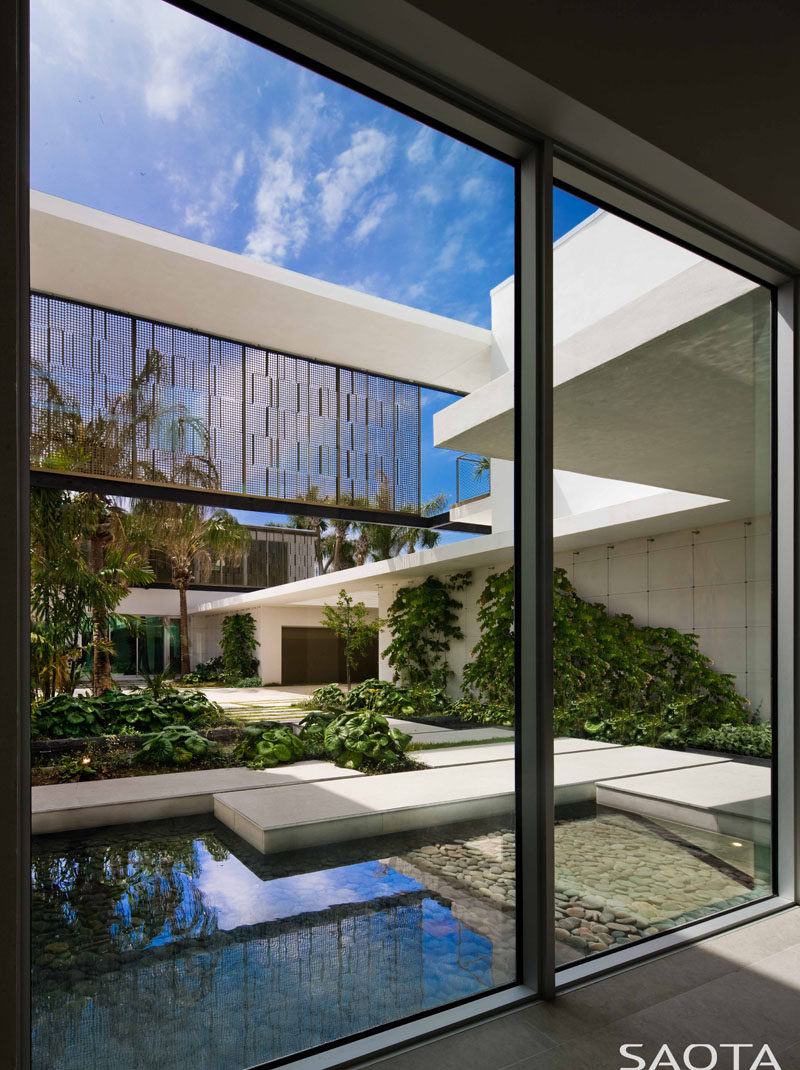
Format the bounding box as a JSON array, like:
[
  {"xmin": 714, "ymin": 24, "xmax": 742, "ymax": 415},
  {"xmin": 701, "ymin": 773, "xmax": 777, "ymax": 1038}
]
[
  {"xmin": 553, "ymin": 746, "xmax": 730, "ymax": 807},
  {"xmin": 213, "ymin": 761, "xmax": 515, "ymax": 854},
  {"xmin": 32, "ymin": 762, "xmax": 363, "ymax": 835},
  {"xmin": 596, "ymin": 761, "xmax": 771, "ymax": 844}
]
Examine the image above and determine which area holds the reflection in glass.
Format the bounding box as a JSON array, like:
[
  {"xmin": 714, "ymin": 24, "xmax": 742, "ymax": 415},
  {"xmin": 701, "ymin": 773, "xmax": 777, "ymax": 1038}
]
[{"xmin": 552, "ymin": 191, "xmax": 772, "ymax": 963}]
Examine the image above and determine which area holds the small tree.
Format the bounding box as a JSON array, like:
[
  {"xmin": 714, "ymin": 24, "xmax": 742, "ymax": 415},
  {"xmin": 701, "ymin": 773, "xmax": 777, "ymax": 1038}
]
[
  {"xmin": 220, "ymin": 612, "xmax": 260, "ymax": 682},
  {"xmin": 321, "ymin": 590, "xmax": 382, "ymax": 688}
]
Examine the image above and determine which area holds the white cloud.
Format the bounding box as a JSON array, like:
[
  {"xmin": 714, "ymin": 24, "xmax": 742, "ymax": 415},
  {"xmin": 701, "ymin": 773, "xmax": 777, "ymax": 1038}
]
[
  {"xmin": 31, "ymin": 0, "xmax": 230, "ymax": 122},
  {"xmin": 244, "ymin": 89, "xmax": 327, "ymax": 263},
  {"xmin": 406, "ymin": 126, "xmax": 435, "ymax": 165},
  {"xmin": 140, "ymin": 1, "xmax": 230, "ymax": 122},
  {"xmin": 350, "ymin": 192, "xmax": 397, "ymax": 244},
  {"xmin": 416, "ymin": 182, "xmax": 445, "ymax": 206},
  {"xmin": 181, "ymin": 150, "xmax": 246, "ymax": 242},
  {"xmin": 461, "ymin": 175, "xmax": 489, "ymax": 201},
  {"xmin": 316, "ymin": 128, "xmax": 393, "ymax": 230}
]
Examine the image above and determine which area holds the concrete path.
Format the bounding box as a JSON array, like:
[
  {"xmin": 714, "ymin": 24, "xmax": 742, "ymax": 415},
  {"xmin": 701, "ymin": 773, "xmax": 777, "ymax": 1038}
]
[{"xmin": 32, "ymin": 762, "xmax": 363, "ymax": 835}]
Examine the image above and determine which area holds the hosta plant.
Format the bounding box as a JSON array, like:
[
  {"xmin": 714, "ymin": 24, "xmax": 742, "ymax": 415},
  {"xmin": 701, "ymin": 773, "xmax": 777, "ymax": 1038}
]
[
  {"xmin": 136, "ymin": 725, "xmax": 219, "ymax": 766},
  {"xmin": 319, "ymin": 712, "xmax": 412, "ymax": 771},
  {"xmin": 234, "ymin": 724, "xmax": 307, "ymax": 769}
]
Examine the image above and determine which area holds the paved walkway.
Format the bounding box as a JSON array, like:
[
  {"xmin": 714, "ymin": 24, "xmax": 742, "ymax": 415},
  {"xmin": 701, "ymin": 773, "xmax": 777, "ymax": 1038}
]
[{"xmin": 33, "ymin": 741, "xmax": 771, "ymax": 850}]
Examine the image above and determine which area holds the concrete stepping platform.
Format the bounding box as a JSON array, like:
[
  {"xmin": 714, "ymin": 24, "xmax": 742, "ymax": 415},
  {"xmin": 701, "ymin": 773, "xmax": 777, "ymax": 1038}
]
[
  {"xmin": 397, "ymin": 727, "xmax": 516, "ymax": 744},
  {"xmin": 414, "ymin": 738, "xmax": 623, "ymax": 767},
  {"xmin": 32, "ymin": 762, "xmax": 363, "ymax": 835},
  {"xmin": 554, "ymin": 746, "xmax": 730, "ymax": 806},
  {"xmin": 413, "ymin": 744, "xmax": 515, "ymax": 767},
  {"xmin": 596, "ymin": 761, "xmax": 771, "ymax": 844},
  {"xmin": 554, "ymin": 738, "xmax": 622, "ymax": 754},
  {"xmin": 213, "ymin": 762, "xmax": 515, "ymax": 854}
]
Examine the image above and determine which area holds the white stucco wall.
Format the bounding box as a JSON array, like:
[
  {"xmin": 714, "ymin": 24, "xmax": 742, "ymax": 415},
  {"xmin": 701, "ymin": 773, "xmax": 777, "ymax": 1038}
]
[
  {"xmin": 554, "ymin": 515, "xmax": 771, "ymax": 717},
  {"xmin": 376, "ymin": 565, "xmax": 501, "ymax": 698}
]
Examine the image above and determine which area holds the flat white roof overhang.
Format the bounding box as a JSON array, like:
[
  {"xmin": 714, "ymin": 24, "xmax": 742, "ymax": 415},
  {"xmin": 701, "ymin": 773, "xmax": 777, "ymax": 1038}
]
[
  {"xmin": 195, "ymin": 531, "xmax": 514, "ymax": 612},
  {"xmin": 30, "ymin": 192, "xmax": 493, "ymax": 394}
]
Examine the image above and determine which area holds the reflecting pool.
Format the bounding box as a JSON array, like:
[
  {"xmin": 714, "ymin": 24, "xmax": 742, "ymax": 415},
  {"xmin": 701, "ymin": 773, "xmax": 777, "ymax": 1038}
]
[{"xmin": 31, "ymin": 816, "xmax": 516, "ymax": 1069}]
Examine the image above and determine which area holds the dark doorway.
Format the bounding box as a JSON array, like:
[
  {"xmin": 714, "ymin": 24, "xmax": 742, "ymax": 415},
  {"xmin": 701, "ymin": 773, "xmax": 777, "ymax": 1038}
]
[{"xmin": 281, "ymin": 626, "xmax": 379, "ymax": 685}]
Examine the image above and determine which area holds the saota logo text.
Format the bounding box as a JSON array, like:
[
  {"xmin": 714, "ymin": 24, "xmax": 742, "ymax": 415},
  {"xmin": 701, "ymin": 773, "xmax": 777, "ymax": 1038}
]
[{"xmin": 619, "ymin": 1043, "xmax": 782, "ymax": 1070}]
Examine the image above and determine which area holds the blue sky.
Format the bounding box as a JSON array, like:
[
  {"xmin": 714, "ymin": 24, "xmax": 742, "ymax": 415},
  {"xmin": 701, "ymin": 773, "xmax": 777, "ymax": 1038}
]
[{"xmin": 30, "ymin": 0, "xmax": 594, "ymax": 533}]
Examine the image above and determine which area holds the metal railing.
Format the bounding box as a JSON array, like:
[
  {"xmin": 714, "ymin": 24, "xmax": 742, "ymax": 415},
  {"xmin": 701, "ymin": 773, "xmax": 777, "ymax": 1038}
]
[{"xmin": 455, "ymin": 454, "xmax": 490, "ymax": 505}]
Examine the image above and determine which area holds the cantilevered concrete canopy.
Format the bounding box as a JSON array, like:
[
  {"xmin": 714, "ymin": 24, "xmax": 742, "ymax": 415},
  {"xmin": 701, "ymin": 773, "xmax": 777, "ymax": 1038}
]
[
  {"xmin": 30, "ymin": 192, "xmax": 492, "ymax": 394},
  {"xmin": 195, "ymin": 531, "xmax": 514, "ymax": 612},
  {"xmin": 434, "ymin": 280, "xmax": 769, "ymax": 529}
]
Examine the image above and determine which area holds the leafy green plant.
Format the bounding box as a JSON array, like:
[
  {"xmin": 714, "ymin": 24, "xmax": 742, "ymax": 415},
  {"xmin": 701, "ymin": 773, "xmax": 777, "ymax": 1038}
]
[
  {"xmin": 220, "ymin": 613, "xmax": 259, "ymax": 682},
  {"xmin": 156, "ymin": 689, "xmax": 224, "ymax": 726},
  {"xmin": 685, "ymin": 722, "xmax": 772, "ymax": 758},
  {"xmin": 383, "ymin": 573, "xmax": 471, "ymax": 691},
  {"xmin": 344, "ymin": 678, "xmax": 417, "ymax": 716},
  {"xmin": 136, "ymin": 725, "xmax": 219, "ymax": 766},
  {"xmin": 447, "ymin": 698, "xmax": 513, "ymax": 725},
  {"xmin": 32, "ymin": 694, "xmax": 106, "ymax": 739},
  {"xmin": 550, "ymin": 567, "xmax": 752, "ymax": 746},
  {"xmin": 316, "ymin": 711, "xmax": 412, "ymax": 771},
  {"xmin": 228, "ymin": 675, "xmax": 262, "ymax": 688},
  {"xmin": 462, "ymin": 568, "xmax": 514, "ymax": 707},
  {"xmin": 308, "ymin": 683, "xmax": 347, "ymax": 712},
  {"xmin": 32, "ymin": 687, "xmax": 224, "ymax": 739},
  {"xmin": 234, "ymin": 724, "xmax": 306, "ymax": 768},
  {"xmin": 297, "ymin": 711, "xmax": 338, "ymax": 758},
  {"xmin": 181, "ymin": 656, "xmax": 225, "ymax": 684},
  {"xmin": 321, "ymin": 590, "xmax": 382, "ymax": 688}
]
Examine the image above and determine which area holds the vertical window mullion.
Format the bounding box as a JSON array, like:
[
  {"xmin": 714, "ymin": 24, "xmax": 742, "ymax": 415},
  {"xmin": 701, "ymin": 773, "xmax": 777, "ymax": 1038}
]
[{"xmin": 517, "ymin": 141, "xmax": 555, "ymax": 998}]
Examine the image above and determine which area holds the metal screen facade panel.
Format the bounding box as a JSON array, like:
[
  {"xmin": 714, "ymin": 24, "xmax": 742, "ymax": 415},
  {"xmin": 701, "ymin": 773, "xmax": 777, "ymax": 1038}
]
[{"xmin": 30, "ymin": 293, "xmax": 422, "ymax": 514}]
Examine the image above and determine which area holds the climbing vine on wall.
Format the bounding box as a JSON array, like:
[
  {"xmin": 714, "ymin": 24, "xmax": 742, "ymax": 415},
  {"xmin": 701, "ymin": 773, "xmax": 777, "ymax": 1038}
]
[
  {"xmin": 462, "ymin": 567, "xmax": 515, "ymax": 707},
  {"xmin": 461, "ymin": 566, "xmax": 754, "ymax": 744},
  {"xmin": 220, "ymin": 612, "xmax": 259, "ymax": 683},
  {"xmin": 383, "ymin": 573, "xmax": 472, "ymax": 691}
]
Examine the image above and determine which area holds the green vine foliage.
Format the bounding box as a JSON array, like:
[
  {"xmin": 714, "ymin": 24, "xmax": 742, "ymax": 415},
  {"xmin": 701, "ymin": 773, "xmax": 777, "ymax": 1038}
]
[
  {"xmin": 220, "ymin": 612, "xmax": 259, "ymax": 682},
  {"xmin": 462, "ymin": 568, "xmax": 515, "ymax": 706},
  {"xmin": 551, "ymin": 567, "xmax": 752, "ymax": 745},
  {"xmin": 461, "ymin": 566, "xmax": 754, "ymax": 745},
  {"xmin": 383, "ymin": 573, "xmax": 471, "ymax": 691}
]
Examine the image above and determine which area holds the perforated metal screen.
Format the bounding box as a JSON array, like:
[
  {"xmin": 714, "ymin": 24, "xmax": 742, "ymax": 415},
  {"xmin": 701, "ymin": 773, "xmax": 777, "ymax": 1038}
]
[{"xmin": 30, "ymin": 293, "xmax": 422, "ymax": 514}]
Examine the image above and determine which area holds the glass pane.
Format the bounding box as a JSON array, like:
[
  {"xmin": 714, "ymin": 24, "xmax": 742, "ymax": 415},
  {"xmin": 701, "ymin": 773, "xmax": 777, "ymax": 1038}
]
[
  {"xmin": 552, "ymin": 188, "xmax": 772, "ymax": 966},
  {"xmin": 29, "ymin": 0, "xmax": 520, "ymax": 1064}
]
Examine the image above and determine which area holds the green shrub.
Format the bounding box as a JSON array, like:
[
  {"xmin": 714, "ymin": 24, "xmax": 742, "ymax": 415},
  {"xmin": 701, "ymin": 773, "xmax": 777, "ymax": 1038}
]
[
  {"xmin": 317, "ymin": 711, "xmax": 412, "ymax": 771},
  {"xmin": 226, "ymin": 675, "xmax": 262, "ymax": 688},
  {"xmin": 383, "ymin": 574, "xmax": 471, "ymax": 691},
  {"xmin": 344, "ymin": 678, "xmax": 417, "ymax": 716},
  {"xmin": 447, "ymin": 698, "xmax": 514, "ymax": 726},
  {"xmin": 234, "ymin": 723, "xmax": 306, "ymax": 769},
  {"xmin": 298, "ymin": 711, "xmax": 337, "ymax": 758},
  {"xmin": 182, "ymin": 656, "xmax": 225, "ymax": 684},
  {"xmin": 462, "ymin": 568, "xmax": 514, "ymax": 707},
  {"xmin": 220, "ymin": 613, "xmax": 259, "ymax": 681},
  {"xmin": 685, "ymin": 722, "xmax": 772, "ymax": 758},
  {"xmin": 32, "ymin": 694, "xmax": 106, "ymax": 739},
  {"xmin": 32, "ymin": 688, "xmax": 224, "ymax": 739},
  {"xmin": 309, "ymin": 683, "xmax": 347, "ymax": 712},
  {"xmin": 136, "ymin": 725, "xmax": 219, "ymax": 766},
  {"xmin": 157, "ymin": 689, "xmax": 224, "ymax": 726}
]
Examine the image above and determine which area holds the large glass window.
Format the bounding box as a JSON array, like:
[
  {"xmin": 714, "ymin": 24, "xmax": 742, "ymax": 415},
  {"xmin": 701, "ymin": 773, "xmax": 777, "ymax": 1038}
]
[
  {"xmin": 29, "ymin": 1, "xmax": 519, "ymax": 1065},
  {"xmin": 552, "ymin": 188, "xmax": 773, "ymax": 967}
]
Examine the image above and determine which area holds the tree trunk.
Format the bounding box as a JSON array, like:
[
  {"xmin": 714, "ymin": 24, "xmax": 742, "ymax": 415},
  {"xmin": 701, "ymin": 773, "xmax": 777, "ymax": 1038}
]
[
  {"xmin": 88, "ymin": 530, "xmax": 113, "ymax": 695},
  {"xmin": 178, "ymin": 583, "xmax": 190, "ymax": 677}
]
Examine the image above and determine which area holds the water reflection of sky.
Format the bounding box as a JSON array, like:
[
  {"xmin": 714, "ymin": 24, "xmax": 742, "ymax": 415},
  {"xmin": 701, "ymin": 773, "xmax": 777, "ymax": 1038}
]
[{"xmin": 194, "ymin": 844, "xmax": 425, "ymax": 930}]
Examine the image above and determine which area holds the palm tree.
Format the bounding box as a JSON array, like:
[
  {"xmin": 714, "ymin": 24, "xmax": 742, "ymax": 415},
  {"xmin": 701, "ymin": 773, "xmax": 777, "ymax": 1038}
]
[
  {"xmin": 30, "ymin": 487, "xmax": 153, "ymax": 696},
  {"xmin": 128, "ymin": 501, "xmax": 250, "ymax": 676},
  {"xmin": 352, "ymin": 480, "xmax": 446, "ymax": 565},
  {"xmin": 31, "ymin": 349, "xmax": 211, "ymax": 692}
]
